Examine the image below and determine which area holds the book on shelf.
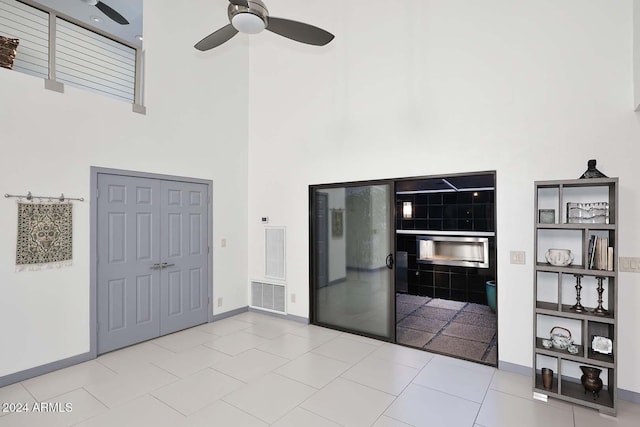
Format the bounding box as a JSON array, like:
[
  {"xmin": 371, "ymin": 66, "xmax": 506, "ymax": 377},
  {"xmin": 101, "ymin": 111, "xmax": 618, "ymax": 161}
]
[
  {"xmin": 593, "ymin": 237, "xmax": 609, "ymax": 270},
  {"xmin": 589, "ymin": 236, "xmax": 609, "ymax": 270},
  {"xmin": 587, "ymin": 235, "xmax": 597, "ymax": 269}
]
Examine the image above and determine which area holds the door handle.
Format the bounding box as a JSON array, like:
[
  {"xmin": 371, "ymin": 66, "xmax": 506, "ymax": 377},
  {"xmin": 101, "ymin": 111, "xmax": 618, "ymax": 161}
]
[
  {"xmin": 386, "ymin": 253, "xmax": 394, "ymax": 269},
  {"xmin": 151, "ymin": 263, "xmax": 175, "ymax": 270}
]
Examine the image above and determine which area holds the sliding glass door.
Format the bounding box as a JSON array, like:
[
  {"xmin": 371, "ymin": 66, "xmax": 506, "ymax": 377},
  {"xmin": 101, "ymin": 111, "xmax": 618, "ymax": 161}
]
[{"xmin": 310, "ymin": 182, "xmax": 395, "ymax": 340}]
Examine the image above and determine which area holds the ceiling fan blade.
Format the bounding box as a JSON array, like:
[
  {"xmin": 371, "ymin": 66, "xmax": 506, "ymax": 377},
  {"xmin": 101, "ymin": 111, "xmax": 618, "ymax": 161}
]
[
  {"xmin": 229, "ymin": 0, "xmax": 250, "ymax": 7},
  {"xmin": 95, "ymin": 1, "xmax": 129, "ymax": 25},
  {"xmin": 194, "ymin": 24, "xmax": 239, "ymax": 51},
  {"xmin": 266, "ymin": 17, "xmax": 334, "ymax": 46}
]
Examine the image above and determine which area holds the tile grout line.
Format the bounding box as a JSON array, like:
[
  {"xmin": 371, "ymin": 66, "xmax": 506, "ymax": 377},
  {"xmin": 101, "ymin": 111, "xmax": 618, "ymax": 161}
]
[
  {"xmin": 420, "ymin": 301, "xmax": 468, "ymax": 347},
  {"xmin": 480, "ymin": 332, "xmax": 498, "ymax": 362}
]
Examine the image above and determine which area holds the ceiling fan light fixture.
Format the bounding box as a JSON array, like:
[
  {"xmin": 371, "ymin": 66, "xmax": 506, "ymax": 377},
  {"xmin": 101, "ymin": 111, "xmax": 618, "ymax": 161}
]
[
  {"xmin": 231, "ymin": 12, "xmax": 265, "ymax": 34},
  {"xmin": 81, "ymin": 0, "xmax": 98, "ymax": 6}
]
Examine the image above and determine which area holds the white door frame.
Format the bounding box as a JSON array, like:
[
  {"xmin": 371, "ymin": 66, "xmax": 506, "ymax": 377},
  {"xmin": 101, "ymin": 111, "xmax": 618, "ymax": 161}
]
[{"xmin": 89, "ymin": 166, "xmax": 214, "ymax": 358}]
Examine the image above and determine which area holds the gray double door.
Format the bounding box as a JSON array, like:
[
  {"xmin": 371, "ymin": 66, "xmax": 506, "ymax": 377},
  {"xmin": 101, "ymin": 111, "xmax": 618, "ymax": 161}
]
[{"xmin": 97, "ymin": 174, "xmax": 209, "ymax": 354}]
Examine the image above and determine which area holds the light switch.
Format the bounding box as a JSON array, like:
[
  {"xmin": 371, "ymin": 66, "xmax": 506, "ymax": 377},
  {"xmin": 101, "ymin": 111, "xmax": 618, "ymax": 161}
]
[
  {"xmin": 510, "ymin": 251, "xmax": 526, "ymax": 265},
  {"xmin": 619, "ymin": 257, "xmax": 640, "ymax": 273},
  {"xmin": 221, "ymin": 238, "xmax": 227, "ymax": 248}
]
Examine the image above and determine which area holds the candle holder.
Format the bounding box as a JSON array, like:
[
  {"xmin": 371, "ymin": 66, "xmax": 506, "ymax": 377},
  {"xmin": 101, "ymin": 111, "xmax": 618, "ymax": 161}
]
[
  {"xmin": 592, "ymin": 276, "xmax": 608, "ymax": 315},
  {"xmin": 570, "ymin": 274, "xmax": 586, "ymax": 313}
]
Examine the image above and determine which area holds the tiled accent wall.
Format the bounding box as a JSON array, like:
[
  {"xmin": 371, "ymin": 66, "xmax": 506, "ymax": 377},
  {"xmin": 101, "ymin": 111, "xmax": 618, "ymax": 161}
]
[
  {"xmin": 397, "ymin": 235, "xmax": 496, "ymax": 303},
  {"xmin": 396, "ymin": 191, "xmax": 495, "ymax": 232},
  {"xmin": 395, "ymin": 190, "xmax": 496, "ymax": 303}
]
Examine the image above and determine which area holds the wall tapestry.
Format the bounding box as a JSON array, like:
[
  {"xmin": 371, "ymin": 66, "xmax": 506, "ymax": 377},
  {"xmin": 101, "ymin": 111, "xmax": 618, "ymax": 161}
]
[
  {"xmin": 0, "ymin": 36, "xmax": 19, "ymax": 70},
  {"xmin": 16, "ymin": 202, "xmax": 73, "ymax": 270},
  {"xmin": 331, "ymin": 209, "xmax": 343, "ymax": 238}
]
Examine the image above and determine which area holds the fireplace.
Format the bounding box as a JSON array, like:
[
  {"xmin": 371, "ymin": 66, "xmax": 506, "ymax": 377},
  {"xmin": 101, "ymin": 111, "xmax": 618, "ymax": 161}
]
[{"xmin": 417, "ymin": 235, "xmax": 489, "ymax": 269}]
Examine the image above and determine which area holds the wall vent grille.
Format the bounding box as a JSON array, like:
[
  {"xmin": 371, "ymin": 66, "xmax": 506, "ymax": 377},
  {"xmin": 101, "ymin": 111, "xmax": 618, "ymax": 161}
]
[{"xmin": 250, "ymin": 281, "xmax": 286, "ymax": 314}]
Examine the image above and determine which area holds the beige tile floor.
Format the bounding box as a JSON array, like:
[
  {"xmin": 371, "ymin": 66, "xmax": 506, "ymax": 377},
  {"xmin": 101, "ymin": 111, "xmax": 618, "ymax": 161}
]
[{"xmin": 0, "ymin": 311, "xmax": 638, "ymax": 426}]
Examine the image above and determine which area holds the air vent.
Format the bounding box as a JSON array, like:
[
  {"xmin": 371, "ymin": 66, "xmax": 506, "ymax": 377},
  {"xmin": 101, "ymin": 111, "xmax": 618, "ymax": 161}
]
[
  {"xmin": 265, "ymin": 227, "xmax": 285, "ymax": 280},
  {"xmin": 250, "ymin": 281, "xmax": 286, "ymax": 314}
]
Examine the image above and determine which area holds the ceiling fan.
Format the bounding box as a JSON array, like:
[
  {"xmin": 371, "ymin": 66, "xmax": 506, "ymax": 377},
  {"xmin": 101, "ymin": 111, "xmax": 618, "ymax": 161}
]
[
  {"xmin": 80, "ymin": 0, "xmax": 129, "ymax": 25},
  {"xmin": 195, "ymin": 0, "xmax": 334, "ymax": 51}
]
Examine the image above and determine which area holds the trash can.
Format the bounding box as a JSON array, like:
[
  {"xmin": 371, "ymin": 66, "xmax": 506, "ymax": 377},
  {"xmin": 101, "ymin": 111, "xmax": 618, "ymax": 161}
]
[{"xmin": 486, "ymin": 280, "xmax": 496, "ymax": 313}]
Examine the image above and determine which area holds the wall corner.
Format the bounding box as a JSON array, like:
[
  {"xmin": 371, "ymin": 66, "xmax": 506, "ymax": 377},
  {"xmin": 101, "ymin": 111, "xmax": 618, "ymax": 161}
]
[{"xmin": 634, "ymin": 0, "xmax": 640, "ymax": 110}]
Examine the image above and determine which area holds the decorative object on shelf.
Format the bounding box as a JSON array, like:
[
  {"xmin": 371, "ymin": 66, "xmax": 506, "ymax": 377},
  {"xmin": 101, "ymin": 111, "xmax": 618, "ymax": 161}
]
[
  {"xmin": 545, "ymin": 248, "xmax": 574, "ymax": 266},
  {"xmin": 591, "ymin": 336, "xmax": 613, "ymax": 355},
  {"xmin": 542, "ymin": 368, "xmax": 554, "ymax": 390},
  {"xmin": 541, "ymin": 338, "xmax": 553, "ymax": 349},
  {"xmin": 538, "ymin": 209, "xmax": 555, "ymax": 224},
  {"xmin": 592, "ymin": 276, "xmax": 609, "ymax": 315},
  {"xmin": 567, "ymin": 344, "xmax": 579, "ymax": 354},
  {"xmin": 570, "ymin": 274, "xmax": 586, "ymax": 313},
  {"xmin": 550, "ymin": 326, "xmax": 573, "ymax": 350},
  {"xmin": 0, "ymin": 36, "xmax": 19, "ymax": 70},
  {"xmin": 579, "ymin": 159, "xmax": 608, "ymax": 179},
  {"xmin": 580, "ymin": 366, "xmax": 604, "ymax": 399},
  {"xmin": 567, "ymin": 202, "xmax": 609, "ymax": 224}
]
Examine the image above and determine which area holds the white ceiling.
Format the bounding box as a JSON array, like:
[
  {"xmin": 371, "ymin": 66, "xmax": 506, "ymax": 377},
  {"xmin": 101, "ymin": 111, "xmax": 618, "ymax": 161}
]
[{"xmin": 30, "ymin": 0, "xmax": 143, "ymax": 47}]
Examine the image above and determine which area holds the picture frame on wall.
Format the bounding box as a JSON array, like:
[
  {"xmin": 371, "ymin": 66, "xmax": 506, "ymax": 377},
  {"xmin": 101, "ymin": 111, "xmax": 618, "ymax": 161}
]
[{"xmin": 331, "ymin": 210, "xmax": 343, "ymax": 238}]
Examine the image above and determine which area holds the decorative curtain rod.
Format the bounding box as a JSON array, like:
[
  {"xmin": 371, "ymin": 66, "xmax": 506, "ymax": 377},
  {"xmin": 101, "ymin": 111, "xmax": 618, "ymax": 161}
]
[{"xmin": 4, "ymin": 191, "xmax": 84, "ymax": 202}]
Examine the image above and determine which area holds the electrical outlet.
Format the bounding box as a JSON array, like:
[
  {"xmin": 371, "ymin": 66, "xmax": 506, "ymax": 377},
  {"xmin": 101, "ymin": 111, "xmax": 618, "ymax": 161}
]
[
  {"xmin": 510, "ymin": 251, "xmax": 526, "ymax": 265},
  {"xmin": 619, "ymin": 257, "xmax": 640, "ymax": 272},
  {"xmin": 217, "ymin": 297, "xmax": 223, "ymax": 307},
  {"xmin": 291, "ymin": 293, "xmax": 296, "ymax": 303}
]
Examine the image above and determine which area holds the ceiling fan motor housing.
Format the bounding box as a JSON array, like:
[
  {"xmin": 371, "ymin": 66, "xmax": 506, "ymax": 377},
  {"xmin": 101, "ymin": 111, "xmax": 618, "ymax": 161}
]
[{"xmin": 229, "ymin": 0, "xmax": 269, "ymax": 33}]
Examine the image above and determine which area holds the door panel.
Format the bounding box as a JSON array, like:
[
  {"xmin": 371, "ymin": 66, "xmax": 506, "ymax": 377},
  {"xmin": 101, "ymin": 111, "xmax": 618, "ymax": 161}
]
[
  {"xmin": 136, "ymin": 213, "xmax": 153, "ymax": 260},
  {"xmin": 136, "ymin": 275, "xmax": 153, "ymax": 323},
  {"xmin": 160, "ymin": 180, "xmax": 208, "ymax": 335},
  {"xmin": 98, "ymin": 175, "xmax": 161, "ymax": 354},
  {"xmin": 312, "ymin": 184, "xmax": 394, "ymax": 339},
  {"xmin": 97, "ymin": 174, "xmax": 209, "ymax": 354},
  {"xmin": 190, "ymin": 268, "xmax": 203, "ymax": 310},
  {"xmin": 107, "ymin": 278, "xmax": 125, "ymax": 330}
]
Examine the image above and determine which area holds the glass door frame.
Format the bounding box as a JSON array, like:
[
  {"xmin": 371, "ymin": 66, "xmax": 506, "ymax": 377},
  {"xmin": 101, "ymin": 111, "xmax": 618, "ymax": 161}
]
[{"xmin": 308, "ymin": 178, "xmax": 397, "ymax": 342}]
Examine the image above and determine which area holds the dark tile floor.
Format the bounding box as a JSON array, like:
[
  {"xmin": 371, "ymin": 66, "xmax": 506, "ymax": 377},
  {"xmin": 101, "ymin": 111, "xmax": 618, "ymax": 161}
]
[{"xmin": 396, "ymin": 294, "xmax": 497, "ymax": 366}]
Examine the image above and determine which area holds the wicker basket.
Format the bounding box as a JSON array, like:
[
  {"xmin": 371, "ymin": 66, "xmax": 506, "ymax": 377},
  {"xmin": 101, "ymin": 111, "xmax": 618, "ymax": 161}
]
[{"xmin": 0, "ymin": 36, "xmax": 20, "ymax": 70}]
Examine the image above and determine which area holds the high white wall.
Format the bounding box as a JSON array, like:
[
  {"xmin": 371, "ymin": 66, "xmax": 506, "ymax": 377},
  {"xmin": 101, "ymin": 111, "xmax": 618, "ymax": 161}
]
[
  {"xmin": 247, "ymin": 0, "xmax": 640, "ymax": 393},
  {"xmin": 0, "ymin": 0, "xmax": 249, "ymax": 377},
  {"xmin": 635, "ymin": 0, "xmax": 640, "ymax": 110}
]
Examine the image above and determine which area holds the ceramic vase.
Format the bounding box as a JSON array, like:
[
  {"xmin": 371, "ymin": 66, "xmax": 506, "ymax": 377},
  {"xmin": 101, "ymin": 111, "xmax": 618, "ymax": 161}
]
[{"xmin": 541, "ymin": 368, "xmax": 553, "ymax": 391}]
